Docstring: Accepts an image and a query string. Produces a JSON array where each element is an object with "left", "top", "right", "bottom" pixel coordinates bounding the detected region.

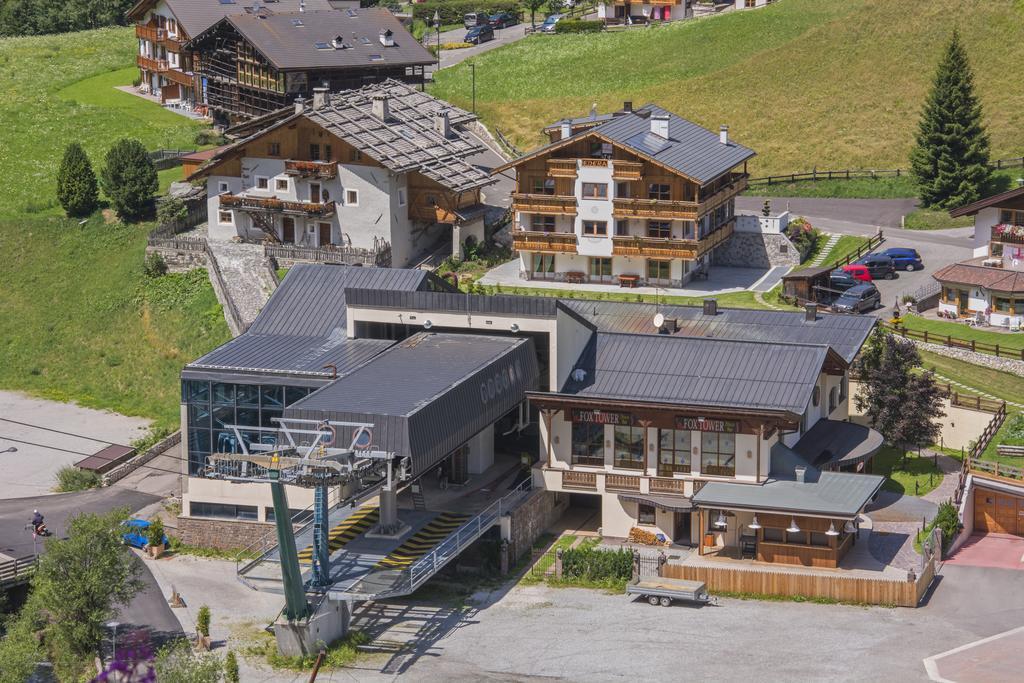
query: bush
[
  {"left": 554, "top": 20, "right": 603, "bottom": 33},
  {"left": 411, "top": 0, "right": 518, "bottom": 25},
  {"left": 196, "top": 605, "right": 211, "bottom": 638},
  {"left": 932, "top": 500, "right": 960, "bottom": 551},
  {"left": 55, "top": 465, "right": 101, "bottom": 492},
  {"left": 224, "top": 651, "right": 240, "bottom": 683},
  {"left": 1003, "top": 412, "right": 1024, "bottom": 443},
  {"left": 561, "top": 546, "right": 633, "bottom": 582},
  {"left": 786, "top": 217, "right": 822, "bottom": 261},
  {"left": 146, "top": 518, "right": 165, "bottom": 547},
  {"left": 193, "top": 129, "right": 225, "bottom": 146},
  {"left": 56, "top": 142, "right": 98, "bottom": 217},
  {"left": 157, "top": 196, "right": 189, "bottom": 227},
  {"left": 100, "top": 138, "right": 158, "bottom": 221},
  {"left": 143, "top": 251, "right": 168, "bottom": 278},
  {"left": 154, "top": 641, "right": 221, "bottom": 683}
]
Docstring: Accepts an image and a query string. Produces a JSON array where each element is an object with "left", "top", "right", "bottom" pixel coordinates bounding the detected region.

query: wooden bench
[
  {"left": 565, "top": 271, "right": 585, "bottom": 284},
  {"left": 619, "top": 274, "right": 640, "bottom": 288},
  {"left": 996, "top": 444, "right": 1024, "bottom": 458}
]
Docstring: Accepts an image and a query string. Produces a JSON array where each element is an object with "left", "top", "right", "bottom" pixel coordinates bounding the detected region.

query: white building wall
[
  {"left": 575, "top": 163, "right": 614, "bottom": 257},
  {"left": 973, "top": 207, "right": 1000, "bottom": 257}
]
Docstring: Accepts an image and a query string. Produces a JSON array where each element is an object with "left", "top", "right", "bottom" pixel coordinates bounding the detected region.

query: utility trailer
[{"left": 626, "top": 577, "right": 716, "bottom": 607}]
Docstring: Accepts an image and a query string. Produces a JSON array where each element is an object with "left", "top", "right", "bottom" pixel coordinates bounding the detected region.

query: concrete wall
[
  {"left": 506, "top": 489, "right": 569, "bottom": 561},
  {"left": 145, "top": 245, "right": 207, "bottom": 272},
  {"left": 735, "top": 212, "right": 790, "bottom": 234},
  {"left": 973, "top": 206, "right": 1000, "bottom": 257}
]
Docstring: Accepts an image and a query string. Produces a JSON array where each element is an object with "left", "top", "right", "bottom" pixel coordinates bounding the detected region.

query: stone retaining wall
[
  {"left": 913, "top": 340, "right": 1024, "bottom": 379},
  {"left": 713, "top": 232, "right": 799, "bottom": 269},
  {"left": 506, "top": 489, "right": 569, "bottom": 562},
  {"left": 176, "top": 515, "right": 276, "bottom": 553},
  {"left": 146, "top": 245, "right": 207, "bottom": 273}
]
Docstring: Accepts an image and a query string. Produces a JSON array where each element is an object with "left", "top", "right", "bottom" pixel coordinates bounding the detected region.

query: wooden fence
[
  {"left": 0, "top": 555, "right": 37, "bottom": 590},
  {"left": 825, "top": 230, "right": 884, "bottom": 270},
  {"left": 661, "top": 559, "right": 934, "bottom": 608},
  {"left": 954, "top": 402, "right": 1008, "bottom": 505},
  {"left": 882, "top": 321, "right": 1024, "bottom": 361},
  {"left": 147, "top": 234, "right": 208, "bottom": 252},
  {"left": 264, "top": 243, "right": 391, "bottom": 267},
  {"left": 971, "top": 458, "right": 1024, "bottom": 482},
  {"left": 748, "top": 157, "right": 1024, "bottom": 186}
]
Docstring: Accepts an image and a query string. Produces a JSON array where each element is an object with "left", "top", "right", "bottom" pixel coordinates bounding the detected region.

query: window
[
  {"left": 658, "top": 429, "right": 690, "bottom": 474},
  {"left": 647, "top": 259, "right": 671, "bottom": 281},
  {"left": 994, "top": 297, "right": 1013, "bottom": 313},
  {"left": 613, "top": 425, "right": 644, "bottom": 470},
  {"left": 829, "top": 386, "right": 838, "bottom": 412},
  {"left": 589, "top": 257, "right": 612, "bottom": 277},
  {"left": 218, "top": 181, "right": 229, "bottom": 194},
  {"left": 324, "top": 144, "right": 332, "bottom": 161},
  {"left": 616, "top": 182, "right": 631, "bottom": 198},
  {"left": 583, "top": 220, "right": 607, "bottom": 236},
  {"left": 647, "top": 221, "right": 671, "bottom": 238},
  {"left": 345, "top": 189, "right": 359, "bottom": 206},
  {"left": 1000, "top": 209, "right": 1024, "bottom": 226},
  {"left": 839, "top": 375, "right": 848, "bottom": 403},
  {"left": 812, "top": 386, "right": 820, "bottom": 407},
  {"left": 309, "top": 143, "right": 321, "bottom": 160},
  {"left": 275, "top": 178, "right": 288, "bottom": 191},
  {"left": 582, "top": 182, "right": 608, "bottom": 199},
  {"left": 701, "top": 432, "right": 736, "bottom": 476},
  {"left": 190, "top": 502, "right": 258, "bottom": 521},
  {"left": 763, "top": 527, "right": 784, "bottom": 542},
  {"left": 532, "top": 253, "right": 555, "bottom": 276},
  {"left": 615, "top": 219, "right": 629, "bottom": 236},
  {"left": 218, "top": 210, "right": 233, "bottom": 224},
  {"left": 350, "top": 149, "right": 362, "bottom": 162},
  {"left": 265, "top": 507, "right": 314, "bottom": 524},
  {"left": 531, "top": 177, "right": 555, "bottom": 195},
  {"left": 531, "top": 215, "right": 556, "bottom": 232},
  {"left": 588, "top": 141, "right": 612, "bottom": 158},
  {"left": 267, "top": 142, "right": 280, "bottom": 156},
  {"left": 637, "top": 503, "right": 656, "bottom": 526},
  {"left": 398, "top": 188, "right": 406, "bottom": 206},
  {"left": 256, "top": 176, "right": 269, "bottom": 190},
  {"left": 571, "top": 422, "right": 605, "bottom": 467},
  {"left": 682, "top": 221, "right": 695, "bottom": 239},
  {"left": 648, "top": 183, "right": 671, "bottom": 201}
]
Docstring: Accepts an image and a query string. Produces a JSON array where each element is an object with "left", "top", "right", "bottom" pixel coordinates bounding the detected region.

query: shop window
[
  {"left": 701, "top": 432, "right": 736, "bottom": 476},
  {"left": 638, "top": 503, "right": 656, "bottom": 526},
  {"left": 657, "top": 429, "right": 690, "bottom": 474},
  {"left": 571, "top": 422, "right": 605, "bottom": 467},
  {"left": 190, "top": 502, "right": 258, "bottom": 521},
  {"left": 613, "top": 425, "right": 644, "bottom": 469}
]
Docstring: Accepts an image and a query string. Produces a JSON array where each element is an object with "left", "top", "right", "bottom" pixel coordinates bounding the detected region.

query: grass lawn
[
  {"left": 432, "top": 0, "right": 1024, "bottom": 175},
  {"left": 896, "top": 314, "right": 1024, "bottom": 355},
  {"left": 796, "top": 234, "right": 869, "bottom": 271},
  {"left": 918, "top": 350, "right": 1024, "bottom": 407},
  {"left": 903, "top": 207, "right": 974, "bottom": 231},
  {"left": 0, "top": 28, "right": 229, "bottom": 428},
  {"left": 979, "top": 411, "right": 1024, "bottom": 464},
  {"left": 873, "top": 446, "right": 943, "bottom": 497},
  {"left": 467, "top": 282, "right": 784, "bottom": 311},
  {"left": 750, "top": 176, "right": 920, "bottom": 200}
]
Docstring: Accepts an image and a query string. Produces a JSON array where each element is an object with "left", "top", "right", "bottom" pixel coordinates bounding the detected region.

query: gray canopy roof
[{"left": 559, "top": 332, "right": 838, "bottom": 415}]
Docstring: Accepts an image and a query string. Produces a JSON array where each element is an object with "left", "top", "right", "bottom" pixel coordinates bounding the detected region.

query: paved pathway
[
  {"left": 922, "top": 451, "right": 964, "bottom": 505},
  {"left": 205, "top": 240, "right": 274, "bottom": 330},
  {"left": 810, "top": 232, "right": 840, "bottom": 266},
  {"left": 737, "top": 197, "right": 919, "bottom": 230}
]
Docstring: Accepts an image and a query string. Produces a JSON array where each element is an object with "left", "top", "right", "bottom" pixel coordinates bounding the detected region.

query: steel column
[
  {"left": 270, "top": 479, "right": 309, "bottom": 621},
  {"left": 311, "top": 485, "right": 330, "bottom": 588}
]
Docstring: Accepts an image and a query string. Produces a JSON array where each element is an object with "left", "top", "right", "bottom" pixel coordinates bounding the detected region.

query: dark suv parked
[
  {"left": 833, "top": 283, "right": 881, "bottom": 313},
  {"left": 829, "top": 270, "right": 859, "bottom": 292},
  {"left": 855, "top": 253, "right": 897, "bottom": 280},
  {"left": 880, "top": 247, "right": 924, "bottom": 272}
]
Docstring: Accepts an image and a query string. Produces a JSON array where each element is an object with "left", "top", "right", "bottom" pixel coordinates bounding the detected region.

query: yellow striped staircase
[
  {"left": 298, "top": 506, "right": 379, "bottom": 565},
  {"left": 375, "top": 512, "right": 471, "bottom": 570}
]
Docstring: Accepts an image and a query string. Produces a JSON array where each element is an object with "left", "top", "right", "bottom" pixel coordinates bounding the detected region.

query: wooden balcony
[
  {"left": 512, "top": 230, "right": 577, "bottom": 254},
  {"left": 136, "top": 24, "right": 165, "bottom": 42},
  {"left": 611, "top": 220, "right": 734, "bottom": 259},
  {"left": 649, "top": 477, "right": 687, "bottom": 495},
  {"left": 284, "top": 160, "right": 338, "bottom": 179},
  {"left": 697, "top": 174, "right": 749, "bottom": 214},
  {"left": 512, "top": 193, "right": 577, "bottom": 215},
  {"left": 605, "top": 474, "right": 641, "bottom": 492},
  {"left": 220, "top": 194, "right": 336, "bottom": 217},
  {"left": 162, "top": 67, "right": 194, "bottom": 88},
  {"left": 136, "top": 54, "right": 168, "bottom": 72},
  {"left": 611, "top": 161, "right": 643, "bottom": 181},
  {"left": 547, "top": 159, "right": 578, "bottom": 178},
  {"left": 612, "top": 197, "right": 698, "bottom": 221},
  {"left": 562, "top": 470, "right": 597, "bottom": 490},
  {"left": 993, "top": 230, "right": 1024, "bottom": 246}
]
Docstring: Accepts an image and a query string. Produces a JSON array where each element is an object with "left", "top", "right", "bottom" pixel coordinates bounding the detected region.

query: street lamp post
[
  {"left": 469, "top": 62, "right": 476, "bottom": 114},
  {"left": 107, "top": 621, "right": 121, "bottom": 662},
  {"left": 433, "top": 10, "right": 440, "bottom": 59}
]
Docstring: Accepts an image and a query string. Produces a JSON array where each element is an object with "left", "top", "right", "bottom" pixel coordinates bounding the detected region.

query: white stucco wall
[
  {"left": 575, "top": 163, "right": 614, "bottom": 257},
  {"left": 973, "top": 206, "right": 1000, "bottom": 258}
]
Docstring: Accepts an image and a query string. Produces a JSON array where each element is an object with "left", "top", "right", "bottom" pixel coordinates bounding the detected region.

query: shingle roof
[
  {"left": 932, "top": 259, "right": 1024, "bottom": 293},
  {"left": 693, "top": 442, "right": 885, "bottom": 518},
  {"left": 187, "top": 332, "right": 393, "bottom": 377},
  {"left": 559, "top": 332, "right": 836, "bottom": 415},
  {"left": 949, "top": 185, "right": 1024, "bottom": 218},
  {"left": 224, "top": 8, "right": 434, "bottom": 71},
  {"left": 562, "top": 300, "right": 875, "bottom": 364}
]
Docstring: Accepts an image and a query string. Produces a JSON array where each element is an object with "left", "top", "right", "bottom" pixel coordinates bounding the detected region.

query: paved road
[
  {"left": 737, "top": 196, "right": 919, "bottom": 229},
  {"left": 428, "top": 21, "right": 531, "bottom": 71}
]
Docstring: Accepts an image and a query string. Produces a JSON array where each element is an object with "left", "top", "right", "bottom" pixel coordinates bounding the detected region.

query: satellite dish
[
  {"left": 653, "top": 313, "right": 665, "bottom": 329},
  {"left": 423, "top": 320, "right": 433, "bottom": 330},
  {"left": 349, "top": 426, "right": 372, "bottom": 450},
  {"left": 571, "top": 368, "right": 587, "bottom": 382}
]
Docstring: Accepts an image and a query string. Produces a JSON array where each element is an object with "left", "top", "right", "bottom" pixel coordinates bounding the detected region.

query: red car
[{"left": 842, "top": 263, "right": 873, "bottom": 282}]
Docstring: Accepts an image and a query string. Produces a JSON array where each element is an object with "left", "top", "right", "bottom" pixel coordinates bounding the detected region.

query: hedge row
[
  {"left": 561, "top": 546, "right": 633, "bottom": 581},
  {"left": 554, "top": 19, "right": 603, "bottom": 33},
  {"left": 411, "top": 0, "right": 520, "bottom": 25}
]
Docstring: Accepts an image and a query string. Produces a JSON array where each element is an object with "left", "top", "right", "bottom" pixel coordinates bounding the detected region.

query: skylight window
[
  {"left": 314, "top": 41, "right": 330, "bottom": 49},
  {"left": 359, "top": 36, "right": 370, "bottom": 45},
  {"left": 346, "top": 9, "right": 357, "bottom": 17},
  {"left": 218, "top": 0, "right": 236, "bottom": 4},
  {"left": 368, "top": 54, "right": 383, "bottom": 61},
  {"left": 291, "top": 19, "right": 304, "bottom": 26}
]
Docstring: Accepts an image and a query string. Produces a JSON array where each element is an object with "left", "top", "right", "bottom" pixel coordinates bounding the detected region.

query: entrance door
[
  {"left": 974, "top": 489, "right": 1024, "bottom": 535},
  {"left": 450, "top": 446, "right": 469, "bottom": 486},
  {"left": 957, "top": 290, "right": 968, "bottom": 315},
  {"left": 310, "top": 183, "right": 321, "bottom": 204},
  {"left": 282, "top": 217, "right": 295, "bottom": 243},
  {"left": 674, "top": 512, "right": 692, "bottom": 545},
  {"left": 318, "top": 222, "right": 332, "bottom": 246}
]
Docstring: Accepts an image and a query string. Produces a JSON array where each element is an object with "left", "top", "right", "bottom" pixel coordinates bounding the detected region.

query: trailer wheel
[
  {"left": 659, "top": 596, "right": 672, "bottom": 607},
  {"left": 647, "top": 595, "right": 659, "bottom": 606}
]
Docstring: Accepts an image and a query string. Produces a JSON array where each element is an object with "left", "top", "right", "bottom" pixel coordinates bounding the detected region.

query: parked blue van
[{"left": 880, "top": 247, "right": 924, "bottom": 272}]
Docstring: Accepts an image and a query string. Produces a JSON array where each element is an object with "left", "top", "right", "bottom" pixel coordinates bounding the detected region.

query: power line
[
  {"left": 0, "top": 417, "right": 119, "bottom": 444},
  {"left": 0, "top": 435, "right": 188, "bottom": 479}
]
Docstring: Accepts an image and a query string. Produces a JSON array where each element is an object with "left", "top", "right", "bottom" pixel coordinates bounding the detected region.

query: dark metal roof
[
  {"left": 949, "top": 185, "right": 1024, "bottom": 218},
  {"left": 618, "top": 493, "right": 693, "bottom": 512},
  {"left": 76, "top": 444, "right": 136, "bottom": 474},
  {"left": 224, "top": 8, "right": 434, "bottom": 71},
  {"left": 793, "top": 419, "right": 884, "bottom": 469},
  {"left": 694, "top": 443, "right": 885, "bottom": 518},
  {"left": 344, "top": 288, "right": 562, "bottom": 318},
  {"left": 562, "top": 300, "right": 875, "bottom": 364},
  {"left": 559, "top": 332, "right": 834, "bottom": 415},
  {"left": 128, "top": 0, "right": 332, "bottom": 40},
  {"left": 187, "top": 333, "right": 393, "bottom": 377},
  {"left": 285, "top": 333, "right": 539, "bottom": 476}
]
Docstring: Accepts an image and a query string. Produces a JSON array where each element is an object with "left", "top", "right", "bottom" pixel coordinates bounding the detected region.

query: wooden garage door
[{"left": 974, "top": 488, "right": 1024, "bottom": 536}]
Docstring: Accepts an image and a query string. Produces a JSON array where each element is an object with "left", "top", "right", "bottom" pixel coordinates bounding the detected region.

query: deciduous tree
[{"left": 910, "top": 30, "right": 992, "bottom": 209}]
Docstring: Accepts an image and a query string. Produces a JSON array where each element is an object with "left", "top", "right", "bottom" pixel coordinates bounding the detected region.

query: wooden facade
[{"left": 973, "top": 485, "right": 1024, "bottom": 536}]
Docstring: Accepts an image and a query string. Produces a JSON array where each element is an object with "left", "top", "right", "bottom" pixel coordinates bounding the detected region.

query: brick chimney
[
  {"left": 559, "top": 119, "right": 571, "bottom": 140},
  {"left": 294, "top": 96, "right": 306, "bottom": 115},
  {"left": 805, "top": 303, "right": 818, "bottom": 322},
  {"left": 651, "top": 114, "right": 669, "bottom": 139},
  {"left": 434, "top": 109, "right": 451, "bottom": 139},
  {"left": 371, "top": 93, "right": 390, "bottom": 121}
]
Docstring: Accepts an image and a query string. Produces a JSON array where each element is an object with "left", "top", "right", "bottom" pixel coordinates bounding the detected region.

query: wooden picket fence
[
  {"left": 882, "top": 321, "right": 1024, "bottom": 361},
  {"left": 748, "top": 157, "right": 1024, "bottom": 186},
  {"left": 662, "top": 560, "right": 934, "bottom": 608}
]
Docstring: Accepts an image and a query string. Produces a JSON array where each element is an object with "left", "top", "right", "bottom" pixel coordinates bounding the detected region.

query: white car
[{"left": 540, "top": 13, "right": 564, "bottom": 32}]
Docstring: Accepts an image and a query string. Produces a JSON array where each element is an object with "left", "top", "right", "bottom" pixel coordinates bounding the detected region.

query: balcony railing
[
  {"left": 613, "top": 458, "right": 644, "bottom": 471},
  {"left": 703, "top": 465, "right": 736, "bottom": 478},
  {"left": 697, "top": 174, "right": 749, "bottom": 214},
  {"left": 649, "top": 477, "right": 687, "bottom": 495},
  {"left": 547, "top": 159, "right": 578, "bottom": 178},
  {"left": 512, "top": 193, "right": 577, "bottom": 215},
  {"left": 612, "top": 197, "right": 698, "bottom": 220},
  {"left": 284, "top": 160, "right": 338, "bottom": 179},
  {"left": 512, "top": 230, "right": 578, "bottom": 254},
  {"left": 992, "top": 227, "right": 1024, "bottom": 245},
  {"left": 162, "top": 67, "right": 194, "bottom": 88},
  {"left": 137, "top": 54, "right": 168, "bottom": 72},
  {"left": 605, "top": 474, "right": 641, "bottom": 492},
  {"left": 570, "top": 455, "right": 605, "bottom": 468},
  {"left": 611, "top": 161, "right": 643, "bottom": 181},
  {"left": 656, "top": 463, "right": 691, "bottom": 477},
  {"left": 220, "top": 194, "right": 336, "bottom": 217},
  {"left": 136, "top": 25, "right": 165, "bottom": 42},
  {"left": 562, "top": 470, "right": 597, "bottom": 490}
]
